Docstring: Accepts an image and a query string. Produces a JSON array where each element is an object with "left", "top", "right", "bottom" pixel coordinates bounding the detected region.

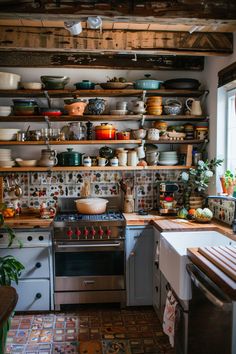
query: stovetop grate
[{"left": 54, "top": 211, "right": 124, "bottom": 222}]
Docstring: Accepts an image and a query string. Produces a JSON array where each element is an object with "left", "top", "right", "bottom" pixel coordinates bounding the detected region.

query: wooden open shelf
[
  {"left": 0, "top": 165, "right": 192, "bottom": 173},
  {"left": 0, "top": 139, "right": 142, "bottom": 145},
  {"left": 0, "top": 89, "right": 207, "bottom": 98},
  {"left": 0, "top": 139, "right": 206, "bottom": 145},
  {"left": 0, "top": 114, "right": 208, "bottom": 122}
]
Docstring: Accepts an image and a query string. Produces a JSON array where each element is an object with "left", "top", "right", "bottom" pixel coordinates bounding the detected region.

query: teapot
[
  {"left": 185, "top": 98, "right": 202, "bottom": 116},
  {"left": 38, "top": 149, "right": 58, "bottom": 167},
  {"left": 132, "top": 100, "right": 146, "bottom": 114}
]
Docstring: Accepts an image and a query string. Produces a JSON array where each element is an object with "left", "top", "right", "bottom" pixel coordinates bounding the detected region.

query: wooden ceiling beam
[{"left": 0, "top": 26, "right": 232, "bottom": 56}]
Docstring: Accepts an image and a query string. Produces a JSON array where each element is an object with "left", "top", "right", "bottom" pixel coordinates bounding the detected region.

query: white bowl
[
  {"left": 0, "top": 72, "right": 21, "bottom": 89},
  {"left": 0, "top": 160, "right": 14, "bottom": 167},
  {"left": 110, "top": 109, "right": 128, "bottom": 115},
  {"left": 15, "top": 159, "right": 38, "bottom": 167},
  {"left": 159, "top": 160, "right": 178, "bottom": 165},
  {"left": 0, "top": 129, "right": 20, "bottom": 141},
  {"left": 20, "top": 82, "right": 42, "bottom": 90},
  {"left": 0, "top": 106, "right": 12, "bottom": 116}
]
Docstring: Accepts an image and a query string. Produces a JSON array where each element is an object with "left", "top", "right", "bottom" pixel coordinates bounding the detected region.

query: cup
[
  {"left": 110, "top": 157, "right": 119, "bottom": 167},
  {"left": 64, "top": 21, "right": 82, "bottom": 35},
  {"left": 116, "top": 101, "right": 128, "bottom": 110},
  {"left": 98, "top": 157, "right": 109, "bottom": 167}
]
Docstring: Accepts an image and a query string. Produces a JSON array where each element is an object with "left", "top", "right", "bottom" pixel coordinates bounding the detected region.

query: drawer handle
[
  {"left": 35, "top": 293, "right": 42, "bottom": 299},
  {"left": 155, "top": 286, "right": 159, "bottom": 292},
  {"left": 130, "top": 252, "right": 135, "bottom": 257},
  {"left": 83, "top": 280, "right": 95, "bottom": 285},
  {"left": 154, "top": 261, "right": 159, "bottom": 269},
  {"left": 35, "top": 262, "right": 42, "bottom": 268}
]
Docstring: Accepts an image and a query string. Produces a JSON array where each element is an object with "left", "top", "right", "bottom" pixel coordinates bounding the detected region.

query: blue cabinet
[{"left": 126, "top": 226, "right": 154, "bottom": 306}]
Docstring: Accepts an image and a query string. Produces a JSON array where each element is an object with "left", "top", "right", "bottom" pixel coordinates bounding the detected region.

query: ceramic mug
[
  {"left": 110, "top": 157, "right": 119, "bottom": 167},
  {"left": 98, "top": 157, "right": 109, "bottom": 167},
  {"left": 116, "top": 101, "right": 128, "bottom": 110},
  {"left": 83, "top": 156, "right": 92, "bottom": 167},
  {"left": 135, "top": 145, "right": 145, "bottom": 159}
]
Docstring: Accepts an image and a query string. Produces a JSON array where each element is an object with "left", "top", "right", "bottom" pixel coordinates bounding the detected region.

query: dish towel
[{"left": 162, "top": 290, "right": 178, "bottom": 347}]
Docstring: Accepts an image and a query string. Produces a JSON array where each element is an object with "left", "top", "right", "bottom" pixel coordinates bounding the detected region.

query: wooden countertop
[
  {"left": 2, "top": 214, "right": 53, "bottom": 229},
  {"left": 123, "top": 212, "right": 166, "bottom": 226}
]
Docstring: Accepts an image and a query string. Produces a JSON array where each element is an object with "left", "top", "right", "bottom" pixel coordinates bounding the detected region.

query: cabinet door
[
  {"left": 159, "top": 272, "right": 169, "bottom": 322},
  {"left": 126, "top": 226, "right": 154, "bottom": 306},
  {"left": 14, "top": 279, "right": 50, "bottom": 311},
  {"left": 0, "top": 247, "right": 50, "bottom": 278},
  {"left": 153, "top": 228, "right": 161, "bottom": 313}
]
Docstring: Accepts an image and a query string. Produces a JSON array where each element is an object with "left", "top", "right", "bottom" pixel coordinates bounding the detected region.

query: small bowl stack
[
  {"left": 0, "top": 128, "right": 20, "bottom": 141},
  {"left": 159, "top": 151, "right": 178, "bottom": 165},
  {"left": 146, "top": 96, "right": 162, "bottom": 115},
  {"left": 184, "top": 124, "right": 195, "bottom": 140},
  {"left": 13, "top": 99, "right": 39, "bottom": 116},
  {"left": 0, "top": 106, "right": 12, "bottom": 116},
  {"left": 0, "top": 148, "right": 14, "bottom": 167}
]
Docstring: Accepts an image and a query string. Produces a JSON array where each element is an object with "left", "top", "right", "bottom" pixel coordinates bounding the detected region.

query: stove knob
[
  {"left": 98, "top": 226, "right": 104, "bottom": 239},
  {"left": 90, "top": 227, "right": 96, "bottom": 239},
  {"left": 84, "top": 227, "right": 89, "bottom": 239},
  {"left": 106, "top": 227, "right": 112, "bottom": 238},
  {"left": 75, "top": 228, "right": 81, "bottom": 239},
  {"left": 66, "top": 227, "right": 73, "bottom": 239}
]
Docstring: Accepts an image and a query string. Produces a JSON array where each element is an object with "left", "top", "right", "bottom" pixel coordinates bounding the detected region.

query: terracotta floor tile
[{"left": 7, "top": 306, "right": 172, "bottom": 354}]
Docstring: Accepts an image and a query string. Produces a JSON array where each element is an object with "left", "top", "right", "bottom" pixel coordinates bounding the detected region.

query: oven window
[{"left": 55, "top": 251, "right": 124, "bottom": 276}]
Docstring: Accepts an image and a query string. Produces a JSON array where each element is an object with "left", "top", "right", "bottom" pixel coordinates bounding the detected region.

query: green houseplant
[
  {"left": 0, "top": 209, "right": 24, "bottom": 354},
  {"left": 181, "top": 158, "right": 223, "bottom": 209}
]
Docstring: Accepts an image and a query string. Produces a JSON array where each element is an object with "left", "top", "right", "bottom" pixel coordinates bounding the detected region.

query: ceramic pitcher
[
  {"left": 127, "top": 150, "right": 138, "bottom": 166},
  {"left": 38, "top": 149, "right": 58, "bottom": 167},
  {"left": 132, "top": 100, "right": 146, "bottom": 114},
  {"left": 185, "top": 98, "right": 202, "bottom": 115}
]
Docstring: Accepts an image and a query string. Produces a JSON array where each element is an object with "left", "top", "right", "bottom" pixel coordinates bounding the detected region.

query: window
[{"left": 226, "top": 89, "right": 236, "bottom": 172}]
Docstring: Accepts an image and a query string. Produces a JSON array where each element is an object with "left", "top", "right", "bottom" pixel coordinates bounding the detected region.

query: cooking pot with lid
[
  {"left": 95, "top": 123, "right": 116, "bottom": 140},
  {"left": 57, "top": 148, "right": 84, "bottom": 166},
  {"left": 134, "top": 74, "right": 163, "bottom": 90}
]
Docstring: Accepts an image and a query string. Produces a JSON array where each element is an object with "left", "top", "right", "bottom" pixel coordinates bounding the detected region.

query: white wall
[{"left": 205, "top": 33, "right": 236, "bottom": 193}]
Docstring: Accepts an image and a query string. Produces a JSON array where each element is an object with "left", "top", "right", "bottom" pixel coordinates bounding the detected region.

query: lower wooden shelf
[{"left": 0, "top": 165, "right": 192, "bottom": 172}]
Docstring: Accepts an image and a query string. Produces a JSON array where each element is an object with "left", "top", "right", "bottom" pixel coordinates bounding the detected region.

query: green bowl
[{"left": 41, "top": 76, "right": 70, "bottom": 90}]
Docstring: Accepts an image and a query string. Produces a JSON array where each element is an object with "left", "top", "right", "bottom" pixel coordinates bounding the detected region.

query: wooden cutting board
[
  {"left": 198, "top": 245, "right": 236, "bottom": 281},
  {"left": 188, "top": 246, "right": 236, "bottom": 300}
]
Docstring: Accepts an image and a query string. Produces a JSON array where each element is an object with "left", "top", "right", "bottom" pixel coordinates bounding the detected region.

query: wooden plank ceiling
[{"left": 0, "top": 0, "right": 235, "bottom": 63}]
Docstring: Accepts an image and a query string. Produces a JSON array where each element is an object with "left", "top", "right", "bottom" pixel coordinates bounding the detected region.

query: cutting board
[
  {"left": 188, "top": 246, "right": 236, "bottom": 300},
  {"left": 198, "top": 245, "right": 236, "bottom": 281}
]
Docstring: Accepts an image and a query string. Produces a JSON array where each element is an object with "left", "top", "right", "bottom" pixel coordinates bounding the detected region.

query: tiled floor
[{"left": 6, "top": 306, "right": 174, "bottom": 354}]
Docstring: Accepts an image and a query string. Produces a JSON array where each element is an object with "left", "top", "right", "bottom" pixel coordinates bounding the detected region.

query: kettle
[{"left": 185, "top": 98, "right": 202, "bottom": 116}]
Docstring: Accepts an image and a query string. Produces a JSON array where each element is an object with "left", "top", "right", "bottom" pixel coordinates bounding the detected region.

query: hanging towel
[{"left": 162, "top": 290, "right": 178, "bottom": 347}]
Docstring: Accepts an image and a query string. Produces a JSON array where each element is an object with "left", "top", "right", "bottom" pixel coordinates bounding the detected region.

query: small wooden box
[{"left": 179, "top": 144, "right": 193, "bottom": 166}]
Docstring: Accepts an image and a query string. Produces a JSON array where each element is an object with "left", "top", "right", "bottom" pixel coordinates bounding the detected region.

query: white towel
[{"left": 162, "top": 290, "right": 178, "bottom": 347}]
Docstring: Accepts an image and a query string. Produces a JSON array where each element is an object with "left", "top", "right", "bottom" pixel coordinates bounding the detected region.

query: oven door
[{"left": 54, "top": 240, "right": 125, "bottom": 291}]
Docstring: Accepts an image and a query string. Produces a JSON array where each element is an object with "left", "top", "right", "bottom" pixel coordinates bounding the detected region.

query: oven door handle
[{"left": 55, "top": 242, "right": 121, "bottom": 248}]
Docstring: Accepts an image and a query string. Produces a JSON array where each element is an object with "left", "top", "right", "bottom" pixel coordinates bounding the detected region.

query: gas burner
[{"left": 54, "top": 211, "right": 124, "bottom": 222}]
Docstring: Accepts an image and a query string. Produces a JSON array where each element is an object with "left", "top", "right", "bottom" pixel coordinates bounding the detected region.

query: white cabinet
[
  {"left": 153, "top": 227, "right": 161, "bottom": 314},
  {"left": 0, "top": 229, "right": 53, "bottom": 311},
  {"left": 126, "top": 226, "right": 154, "bottom": 306}
]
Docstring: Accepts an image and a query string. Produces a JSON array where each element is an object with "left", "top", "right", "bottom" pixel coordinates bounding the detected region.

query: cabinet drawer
[
  {"left": 0, "top": 247, "right": 50, "bottom": 278},
  {"left": 153, "top": 275, "right": 161, "bottom": 309},
  {"left": 14, "top": 279, "right": 50, "bottom": 311}
]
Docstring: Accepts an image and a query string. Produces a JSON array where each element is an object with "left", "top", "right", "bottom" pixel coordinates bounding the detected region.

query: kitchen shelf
[
  {"left": 0, "top": 139, "right": 142, "bottom": 145},
  {"left": 145, "top": 139, "right": 206, "bottom": 144},
  {"left": 0, "top": 165, "right": 192, "bottom": 173},
  {"left": 0, "top": 114, "right": 209, "bottom": 122},
  {"left": 0, "top": 89, "right": 207, "bottom": 98}
]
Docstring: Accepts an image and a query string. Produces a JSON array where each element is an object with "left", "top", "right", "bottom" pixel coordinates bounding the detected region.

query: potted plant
[
  {"left": 180, "top": 158, "right": 223, "bottom": 210},
  {"left": 0, "top": 208, "right": 24, "bottom": 353}
]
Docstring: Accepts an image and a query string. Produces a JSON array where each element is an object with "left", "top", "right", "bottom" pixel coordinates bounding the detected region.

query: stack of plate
[
  {"left": 0, "top": 149, "right": 14, "bottom": 167},
  {"left": 159, "top": 151, "right": 178, "bottom": 165}
]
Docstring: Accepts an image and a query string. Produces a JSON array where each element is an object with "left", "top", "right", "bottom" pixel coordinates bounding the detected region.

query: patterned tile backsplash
[{"left": 2, "top": 169, "right": 185, "bottom": 212}]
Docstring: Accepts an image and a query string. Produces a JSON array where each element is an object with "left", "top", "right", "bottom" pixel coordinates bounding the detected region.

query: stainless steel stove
[{"left": 53, "top": 210, "right": 126, "bottom": 309}]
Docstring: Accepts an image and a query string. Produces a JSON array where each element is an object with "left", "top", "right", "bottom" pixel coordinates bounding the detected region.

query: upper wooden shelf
[
  {"left": 0, "top": 114, "right": 208, "bottom": 122},
  {"left": 0, "top": 89, "right": 207, "bottom": 98},
  {"left": 0, "top": 139, "right": 206, "bottom": 145},
  {"left": 0, "top": 165, "right": 192, "bottom": 173}
]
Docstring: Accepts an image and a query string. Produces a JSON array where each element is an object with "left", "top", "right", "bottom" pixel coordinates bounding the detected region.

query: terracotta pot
[{"left": 116, "top": 131, "right": 130, "bottom": 140}]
